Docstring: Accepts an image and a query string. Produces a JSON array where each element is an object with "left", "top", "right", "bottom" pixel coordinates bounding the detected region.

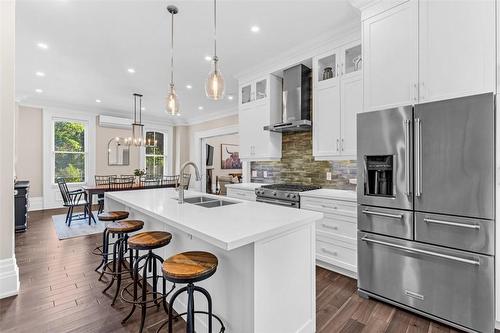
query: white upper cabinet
[
  {"left": 362, "top": 0, "right": 495, "bottom": 110},
  {"left": 238, "top": 75, "right": 282, "bottom": 161},
  {"left": 362, "top": 0, "right": 418, "bottom": 111},
  {"left": 313, "top": 41, "right": 363, "bottom": 160},
  {"left": 419, "top": 0, "right": 495, "bottom": 102}
]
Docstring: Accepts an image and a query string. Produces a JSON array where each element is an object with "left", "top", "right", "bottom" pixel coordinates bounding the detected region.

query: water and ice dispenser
[{"left": 364, "top": 156, "right": 394, "bottom": 197}]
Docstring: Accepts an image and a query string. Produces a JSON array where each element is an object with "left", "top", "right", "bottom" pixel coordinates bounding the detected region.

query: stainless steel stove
[{"left": 255, "top": 184, "right": 321, "bottom": 208}]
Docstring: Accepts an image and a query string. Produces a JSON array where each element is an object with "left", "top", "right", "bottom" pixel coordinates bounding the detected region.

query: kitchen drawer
[
  {"left": 227, "top": 188, "right": 256, "bottom": 201},
  {"left": 301, "top": 197, "right": 356, "bottom": 217},
  {"left": 415, "top": 212, "right": 493, "bottom": 255},
  {"left": 316, "top": 232, "right": 357, "bottom": 272},
  {"left": 358, "top": 232, "right": 494, "bottom": 333},
  {"left": 358, "top": 206, "right": 413, "bottom": 240},
  {"left": 317, "top": 213, "right": 357, "bottom": 239}
]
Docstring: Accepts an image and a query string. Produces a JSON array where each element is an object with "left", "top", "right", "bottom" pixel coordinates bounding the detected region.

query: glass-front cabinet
[
  {"left": 239, "top": 77, "right": 269, "bottom": 107},
  {"left": 344, "top": 44, "right": 362, "bottom": 75}
]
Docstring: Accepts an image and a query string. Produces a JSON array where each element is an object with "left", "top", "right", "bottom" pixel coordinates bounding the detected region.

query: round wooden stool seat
[
  {"left": 107, "top": 220, "right": 144, "bottom": 234},
  {"left": 98, "top": 211, "right": 129, "bottom": 221},
  {"left": 127, "top": 231, "right": 172, "bottom": 250},
  {"left": 162, "top": 251, "right": 218, "bottom": 283}
]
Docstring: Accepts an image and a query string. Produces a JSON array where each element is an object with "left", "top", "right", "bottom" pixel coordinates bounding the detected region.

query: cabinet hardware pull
[
  {"left": 341, "top": 138, "right": 344, "bottom": 151},
  {"left": 424, "top": 218, "right": 480, "bottom": 230},
  {"left": 336, "top": 139, "right": 339, "bottom": 152},
  {"left": 362, "top": 210, "right": 403, "bottom": 219},
  {"left": 361, "top": 236, "right": 480, "bottom": 266},
  {"left": 413, "top": 83, "right": 417, "bottom": 101},
  {"left": 321, "top": 248, "right": 338, "bottom": 256},
  {"left": 321, "top": 223, "right": 338, "bottom": 230}
]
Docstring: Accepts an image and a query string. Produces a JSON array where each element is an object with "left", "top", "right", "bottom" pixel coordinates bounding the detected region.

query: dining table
[{"left": 82, "top": 182, "right": 178, "bottom": 225}]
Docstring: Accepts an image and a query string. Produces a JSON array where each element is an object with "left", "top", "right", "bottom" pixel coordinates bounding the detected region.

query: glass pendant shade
[
  {"left": 166, "top": 85, "right": 180, "bottom": 115},
  {"left": 205, "top": 61, "right": 225, "bottom": 100},
  {"left": 131, "top": 123, "right": 144, "bottom": 147}
]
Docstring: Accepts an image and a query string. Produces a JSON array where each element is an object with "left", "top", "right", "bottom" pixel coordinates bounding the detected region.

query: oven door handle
[
  {"left": 361, "top": 237, "right": 480, "bottom": 266},
  {"left": 362, "top": 210, "right": 403, "bottom": 219},
  {"left": 256, "top": 197, "right": 298, "bottom": 207},
  {"left": 424, "top": 218, "right": 480, "bottom": 230}
]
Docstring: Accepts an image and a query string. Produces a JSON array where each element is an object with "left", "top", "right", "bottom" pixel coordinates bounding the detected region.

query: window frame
[
  {"left": 51, "top": 117, "right": 89, "bottom": 185},
  {"left": 144, "top": 130, "right": 168, "bottom": 177}
]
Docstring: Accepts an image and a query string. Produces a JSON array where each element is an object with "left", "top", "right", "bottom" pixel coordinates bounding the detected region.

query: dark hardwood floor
[{"left": 0, "top": 208, "right": 466, "bottom": 332}]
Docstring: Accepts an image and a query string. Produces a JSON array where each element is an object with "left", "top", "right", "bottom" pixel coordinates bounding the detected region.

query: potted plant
[{"left": 133, "top": 169, "right": 146, "bottom": 184}]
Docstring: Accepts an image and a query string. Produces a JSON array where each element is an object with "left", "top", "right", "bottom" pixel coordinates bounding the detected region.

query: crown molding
[
  {"left": 16, "top": 96, "right": 177, "bottom": 126},
  {"left": 184, "top": 107, "right": 238, "bottom": 126},
  {"left": 234, "top": 21, "right": 361, "bottom": 82}
]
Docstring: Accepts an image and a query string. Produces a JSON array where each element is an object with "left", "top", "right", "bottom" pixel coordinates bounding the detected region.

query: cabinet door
[
  {"left": 340, "top": 72, "right": 362, "bottom": 157},
  {"left": 240, "top": 82, "right": 253, "bottom": 107},
  {"left": 251, "top": 103, "right": 271, "bottom": 158},
  {"left": 313, "top": 83, "right": 341, "bottom": 158},
  {"left": 362, "top": 0, "right": 418, "bottom": 111},
  {"left": 419, "top": 0, "right": 495, "bottom": 102},
  {"left": 239, "top": 108, "right": 254, "bottom": 159}
]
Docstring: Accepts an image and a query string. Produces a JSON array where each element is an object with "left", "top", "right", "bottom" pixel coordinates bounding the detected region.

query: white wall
[{"left": 0, "top": 0, "right": 19, "bottom": 299}]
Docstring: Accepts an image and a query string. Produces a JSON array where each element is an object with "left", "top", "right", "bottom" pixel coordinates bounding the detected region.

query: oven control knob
[
  {"left": 272, "top": 191, "right": 277, "bottom": 196},
  {"left": 290, "top": 194, "right": 296, "bottom": 199}
]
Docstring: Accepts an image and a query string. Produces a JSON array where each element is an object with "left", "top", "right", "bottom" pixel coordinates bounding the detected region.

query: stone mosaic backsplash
[{"left": 250, "top": 131, "right": 357, "bottom": 190}]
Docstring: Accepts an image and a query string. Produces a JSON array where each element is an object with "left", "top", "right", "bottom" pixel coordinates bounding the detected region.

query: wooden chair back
[
  {"left": 110, "top": 176, "right": 134, "bottom": 190},
  {"left": 95, "top": 175, "right": 115, "bottom": 187},
  {"left": 163, "top": 175, "right": 179, "bottom": 187}
]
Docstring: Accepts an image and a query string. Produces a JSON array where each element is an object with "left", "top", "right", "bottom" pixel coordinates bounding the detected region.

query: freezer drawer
[
  {"left": 358, "top": 232, "right": 494, "bottom": 333},
  {"left": 358, "top": 206, "right": 413, "bottom": 240},
  {"left": 415, "top": 212, "right": 494, "bottom": 255}
]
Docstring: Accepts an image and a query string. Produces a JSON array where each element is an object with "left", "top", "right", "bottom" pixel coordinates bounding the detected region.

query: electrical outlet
[
  {"left": 326, "top": 172, "right": 332, "bottom": 181},
  {"left": 252, "top": 170, "right": 257, "bottom": 177},
  {"left": 263, "top": 171, "right": 268, "bottom": 178}
]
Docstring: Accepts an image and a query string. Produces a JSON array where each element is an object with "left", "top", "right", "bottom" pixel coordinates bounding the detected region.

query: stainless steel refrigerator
[{"left": 356, "top": 93, "right": 495, "bottom": 333}]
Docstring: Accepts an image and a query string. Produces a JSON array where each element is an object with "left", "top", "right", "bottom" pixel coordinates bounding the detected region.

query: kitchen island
[{"left": 106, "top": 188, "right": 323, "bottom": 333}]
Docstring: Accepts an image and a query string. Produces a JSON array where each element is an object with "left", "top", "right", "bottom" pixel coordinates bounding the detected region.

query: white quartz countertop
[
  {"left": 106, "top": 188, "right": 322, "bottom": 251},
  {"left": 300, "top": 188, "right": 357, "bottom": 202},
  {"left": 225, "top": 182, "right": 264, "bottom": 190}
]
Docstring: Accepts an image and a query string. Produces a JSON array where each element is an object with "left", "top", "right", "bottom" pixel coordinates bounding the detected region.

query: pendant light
[
  {"left": 205, "top": 0, "right": 225, "bottom": 100},
  {"left": 131, "top": 93, "right": 144, "bottom": 147},
  {"left": 166, "top": 5, "right": 180, "bottom": 116}
]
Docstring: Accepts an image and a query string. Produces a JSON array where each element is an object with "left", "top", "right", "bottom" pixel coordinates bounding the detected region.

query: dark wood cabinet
[{"left": 14, "top": 180, "right": 29, "bottom": 232}]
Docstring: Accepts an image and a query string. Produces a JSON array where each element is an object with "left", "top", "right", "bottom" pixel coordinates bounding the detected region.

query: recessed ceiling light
[
  {"left": 95, "top": 99, "right": 102, "bottom": 103},
  {"left": 227, "top": 95, "right": 234, "bottom": 100},
  {"left": 127, "top": 68, "right": 136, "bottom": 73},
  {"left": 37, "top": 42, "right": 48, "bottom": 49},
  {"left": 35, "top": 71, "right": 45, "bottom": 77},
  {"left": 35, "top": 89, "right": 43, "bottom": 93},
  {"left": 250, "top": 25, "right": 260, "bottom": 33},
  {"left": 198, "top": 106, "right": 204, "bottom": 110},
  {"left": 186, "top": 84, "right": 192, "bottom": 89},
  {"left": 204, "top": 56, "right": 212, "bottom": 61},
  {"left": 141, "top": 107, "right": 146, "bottom": 111}
]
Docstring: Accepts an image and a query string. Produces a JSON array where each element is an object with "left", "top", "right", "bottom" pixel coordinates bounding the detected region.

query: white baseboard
[
  {"left": 316, "top": 260, "right": 357, "bottom": 280},
  {"left": 0, "top": 257, "right": 19, "bottom": 299},
  {"left": 28, "top": 196, "right": 43, "bottom": 211}
]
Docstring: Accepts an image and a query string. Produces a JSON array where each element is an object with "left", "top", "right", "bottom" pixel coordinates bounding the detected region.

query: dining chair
[
  {"left": 162, "top": 175, "right": 180, "bottom": 187},
  {"left": 110, "top": 176, "right": 135, "bottom": 190},
  {"left": 56, "top": 178, "right": 96, "bottom": 226},
  {"left": 95, "top": 175, "right": 116, "bottom": 213},
  {"left": 139, "top": 175, "right": 161, "bottom": 187}
]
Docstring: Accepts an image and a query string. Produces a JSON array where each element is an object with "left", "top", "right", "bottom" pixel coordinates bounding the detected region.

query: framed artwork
[{"left": 221, "top": 144, "right": 242, "bottom": 169}]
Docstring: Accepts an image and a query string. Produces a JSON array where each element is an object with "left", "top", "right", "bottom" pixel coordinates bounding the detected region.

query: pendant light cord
[
  {"left": 213, "top": 0, "right": 217, "bottom": 58},
  {"left": 170, "top": 10, "right": 175, "bottom": 86}
]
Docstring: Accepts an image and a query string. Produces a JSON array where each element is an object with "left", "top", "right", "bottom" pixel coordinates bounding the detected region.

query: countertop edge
[{"left": 300, "top": 189, "right": 357, "bottom": 202}]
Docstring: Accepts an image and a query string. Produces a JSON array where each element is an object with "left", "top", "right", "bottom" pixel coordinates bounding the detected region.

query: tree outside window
[
  {"left": 54, "top": 120, "right": 86, "bottom": 183},
  {"left": 145, "top": 131, "right": 166, "bottom": 177}
]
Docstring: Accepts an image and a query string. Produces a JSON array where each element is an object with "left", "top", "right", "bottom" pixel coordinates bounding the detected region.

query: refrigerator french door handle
[
  {"left": 415, "top": 118, "right": 422, "bottom": 197},
  {"left": 362, "top": 210, "right": 403, "bottom": 219},
  {"left": 424, "top": 218, "right": 481, "bottom": 230},
  {"left": 404, "top": 119, "right": 410, "bottom": 196},
  {"left": 361, "top": 237, "right": 480, "bottom": 266}
]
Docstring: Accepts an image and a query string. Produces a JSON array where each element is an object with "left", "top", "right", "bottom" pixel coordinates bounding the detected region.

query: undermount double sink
[{"left": 182, "top": 196, "right": 238, "bottom": 208}]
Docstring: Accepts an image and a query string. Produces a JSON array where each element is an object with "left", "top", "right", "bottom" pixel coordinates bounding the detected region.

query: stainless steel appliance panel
[
  {"left": 358, "top": 232, "right": 494, "bottom": 333},
  {"left": 357, "top": 106, "right": 413, "bottom": 210},
  {"left": 414, "top": 93, "right": 495, "bottom": 219},
  {"left": 415, "top": 212, "right": 494, "bottom": 255},
  {"left": 358, "top": 206, "right": 413, "bottom": 240}
]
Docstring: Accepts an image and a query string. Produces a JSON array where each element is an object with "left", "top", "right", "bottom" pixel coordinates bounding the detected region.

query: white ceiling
[{"left": 16, "top": 0, "right": 360, "bottom": 124}]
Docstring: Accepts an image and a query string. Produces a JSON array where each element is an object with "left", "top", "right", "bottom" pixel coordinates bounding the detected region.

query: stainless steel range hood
[{"left": 264, "top": 64, "right": 311, "bottom": 132}]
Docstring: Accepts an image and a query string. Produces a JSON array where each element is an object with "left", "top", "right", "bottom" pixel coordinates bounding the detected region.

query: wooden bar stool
[
  {"left": 121, "top": 231, "right": 173, "bottom": 333},
  {"left": 92, "top": 211, "right": 130, "bottom": 273},
  {"left": 101, "top": 220, "right": 144, "bottom": 305},
  {"left": 158, "top": 251, "right": 225, "bottom": 333}
]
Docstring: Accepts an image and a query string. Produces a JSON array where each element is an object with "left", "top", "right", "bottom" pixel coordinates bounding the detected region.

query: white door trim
[{"left": 192, "top": 125, "right": 248, "bottom": 192}]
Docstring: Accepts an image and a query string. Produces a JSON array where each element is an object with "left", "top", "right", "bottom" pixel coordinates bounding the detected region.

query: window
[
  {"left": 145, "top": 131, "right": 167, "bottom": 177},
  {"left": 53, "top": 120, "right": 87, "bottom": 183}
]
